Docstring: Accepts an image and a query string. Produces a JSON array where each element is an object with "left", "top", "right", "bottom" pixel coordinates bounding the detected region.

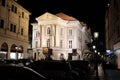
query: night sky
[{"left": 17, "top": 0, "right": 108, "bottom": 51}]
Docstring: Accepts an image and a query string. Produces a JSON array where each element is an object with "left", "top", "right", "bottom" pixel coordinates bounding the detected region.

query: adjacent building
[
  {"left": 0, "top": 0, "right": 31, "bottom": 59},
  {"left": 105, "top": 0, "right": 120, "bottom": 68},
  {"left": 31, "top": 12, "right": 92, "bottom": 60}
]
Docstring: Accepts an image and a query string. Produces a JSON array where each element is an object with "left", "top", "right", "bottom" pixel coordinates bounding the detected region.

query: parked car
[
  {"left": 0, "top": 64, "right": 48, "bottom": 80},
  {"left": 4, "top": 59, "right": 33, "bottom": 66},
  {"left": 68, "top": 60, "right": 91, "bottom": 80},
  {"left": 28, "top": 60, "right": 79, "bottom": 80}
]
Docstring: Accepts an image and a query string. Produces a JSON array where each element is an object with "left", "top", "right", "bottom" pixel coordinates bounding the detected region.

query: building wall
[
  {"left": 105, "top": 0, "right": 120, "bottom": 68},
  {"left": 0, "top": 0, "right": 31, "bottom": 59}
]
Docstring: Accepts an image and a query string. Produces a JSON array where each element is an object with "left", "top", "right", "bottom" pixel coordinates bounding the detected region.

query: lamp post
[
  {"left": 93, "top": 32, "right": 99, "bottom": 78},
  {"left": 15, "top": 46, "right": 21, "bottom": 60}
]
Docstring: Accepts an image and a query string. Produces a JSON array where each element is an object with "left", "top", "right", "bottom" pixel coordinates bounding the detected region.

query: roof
[{"left": 55, "top": 12, "right": 77, "bottom": 21}]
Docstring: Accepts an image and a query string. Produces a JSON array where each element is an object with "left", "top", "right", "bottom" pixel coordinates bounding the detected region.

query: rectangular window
[
  {"left": 21, "top": 28, "right": 23, "bottom": 35},
  {"left": 11, "top": 5, "right": 14, "bottom": 12},
  {"left": 15, "top": 6, "right": 17, "bottom": 13},
  {"left": 69, "top": 29, "right": 72, "bottom": 36},
  {"left": 22, "top": 12, "right": 24, "bottom": 18},
  {"left": 60, "top": 40, "right": 62, "bottom": 48},
  {"left": 10, "top": 24, "right": 13, "bottom": 31},
  {"left": 11, "top": 4, "right": 17, "bottom": 13},
  {"left": 1, "top": 0, "right": 5, "bottom": 6},
  {"left": 0, "top": 19, "right": 4, "bottom": 28},
  {"left": 69, "top": 40, "right": 72, "bottom": 48},
  {"left": 47, "top": 27, "right": 50, "bottom": 34},
  {"left": 13, "top": 25, "right": 16, "bottom": 32},
  {"left": 10, "top": 23, "right": 16, "bottom": 33},
  {"left": 1, "top": 0, "right": 5, "bottom": 7}
]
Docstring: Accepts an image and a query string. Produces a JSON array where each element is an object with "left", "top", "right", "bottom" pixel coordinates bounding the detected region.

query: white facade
[
  {"left": 0, "top": 0, "right": 31, "bottom": 59},
  {"left": 31, "top": 12, "right": 92, "bottom": 60}
]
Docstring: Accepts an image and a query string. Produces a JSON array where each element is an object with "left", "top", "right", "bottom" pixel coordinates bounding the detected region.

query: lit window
[
  {"left": 10, "top": 53, "right": 16, "bottom": 59},
  {"left": 18, "top": 53, "right": 23, "bottom": 59}
]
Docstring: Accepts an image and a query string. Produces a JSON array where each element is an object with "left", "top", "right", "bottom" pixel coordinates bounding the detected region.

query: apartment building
[
  {"left": 0, "top": 0, "right": 31, "bottom": 59},
  {"left": 105, "top": 0, "right": 120, "bottom": 68}
]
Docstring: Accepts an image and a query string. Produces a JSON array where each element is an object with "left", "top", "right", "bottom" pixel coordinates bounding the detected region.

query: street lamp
[
  {"left": 94, "top": 32, "right": 99, "bottom": 39},
  {"left": 15, "top": 46, "right": 21, "bottom": 60},
  {"left": 93, "top": 32, "right": 99, "bottom": 78},
  {"left": 92, "top": 45, "right": 96, "bottom": 50}
]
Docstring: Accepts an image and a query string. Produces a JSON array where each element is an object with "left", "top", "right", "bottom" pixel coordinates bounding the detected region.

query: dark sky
[{"left": 17, "top": 0, "right": 108, "bottom": 50}]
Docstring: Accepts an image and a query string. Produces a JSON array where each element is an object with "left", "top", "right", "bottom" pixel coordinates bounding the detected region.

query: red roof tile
[{"left": 56, "top": 12, "right": 77, "bottom": 21}]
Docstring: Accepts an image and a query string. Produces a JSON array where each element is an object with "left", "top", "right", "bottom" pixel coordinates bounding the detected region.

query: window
[
  {"left": 1, "top": 0, "right": 5, "bottom": 6},
  {"left": 69, "top": 29, "right": 72, "bottom": 36},
  {"left": 13, "top": 25, "right": 16, "bottom": 32},
  {"left": 69, "top": 40, "right": 72, "bottom": 48},
  {"left": 60, "top": 40, "right": 63, "bottom": 48},
  {"left": 15, "top": 6, "right": 17, "bottom": 13},
  {"left": 47, "top": 27, "right": 50, "bottom": 34},
  {"left": 22, "top": 12, "right": 24, "bottom": 18},
  {"left": 11, "top": 5, "right": 14, "bottom": 12},
  {"left": 47, "top": 39, "right": 50, "bottom": 47},
  {"left": 21, "top": 28, "right": 23, "bottom": 35},
  {"left": 0, "top": 19, "right": 4, "bottom": 28},
  {"left": 10, "top": 23, "right": 16, "bottom": 32},
  {"left": 11, "top": 4, "right": 17, "bottom": 13}
]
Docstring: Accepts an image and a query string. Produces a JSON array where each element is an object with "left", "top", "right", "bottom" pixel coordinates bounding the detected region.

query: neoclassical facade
[
  {"left": 0, "top": 0, "right": 31, "bottom": 59},
  {"left": 31, "top": 12, "right": 92, "bottom": 60}
]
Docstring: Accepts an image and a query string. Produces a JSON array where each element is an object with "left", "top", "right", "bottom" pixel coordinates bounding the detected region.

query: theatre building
[{"left": 31, "top": 12, "right": 92, "bottom": 60}]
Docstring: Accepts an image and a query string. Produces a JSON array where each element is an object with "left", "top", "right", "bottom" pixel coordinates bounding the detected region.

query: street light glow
[
  {"left": 94, "top": 32, "right": 99, "bottom": 38},
  {"left": 93, "top": 45, "right": 96, "bottom": 49}
]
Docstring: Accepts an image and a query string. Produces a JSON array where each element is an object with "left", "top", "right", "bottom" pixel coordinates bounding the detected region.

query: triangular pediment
[{"left": 36, "top": 12, "right": 60, "bottom": 21}]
